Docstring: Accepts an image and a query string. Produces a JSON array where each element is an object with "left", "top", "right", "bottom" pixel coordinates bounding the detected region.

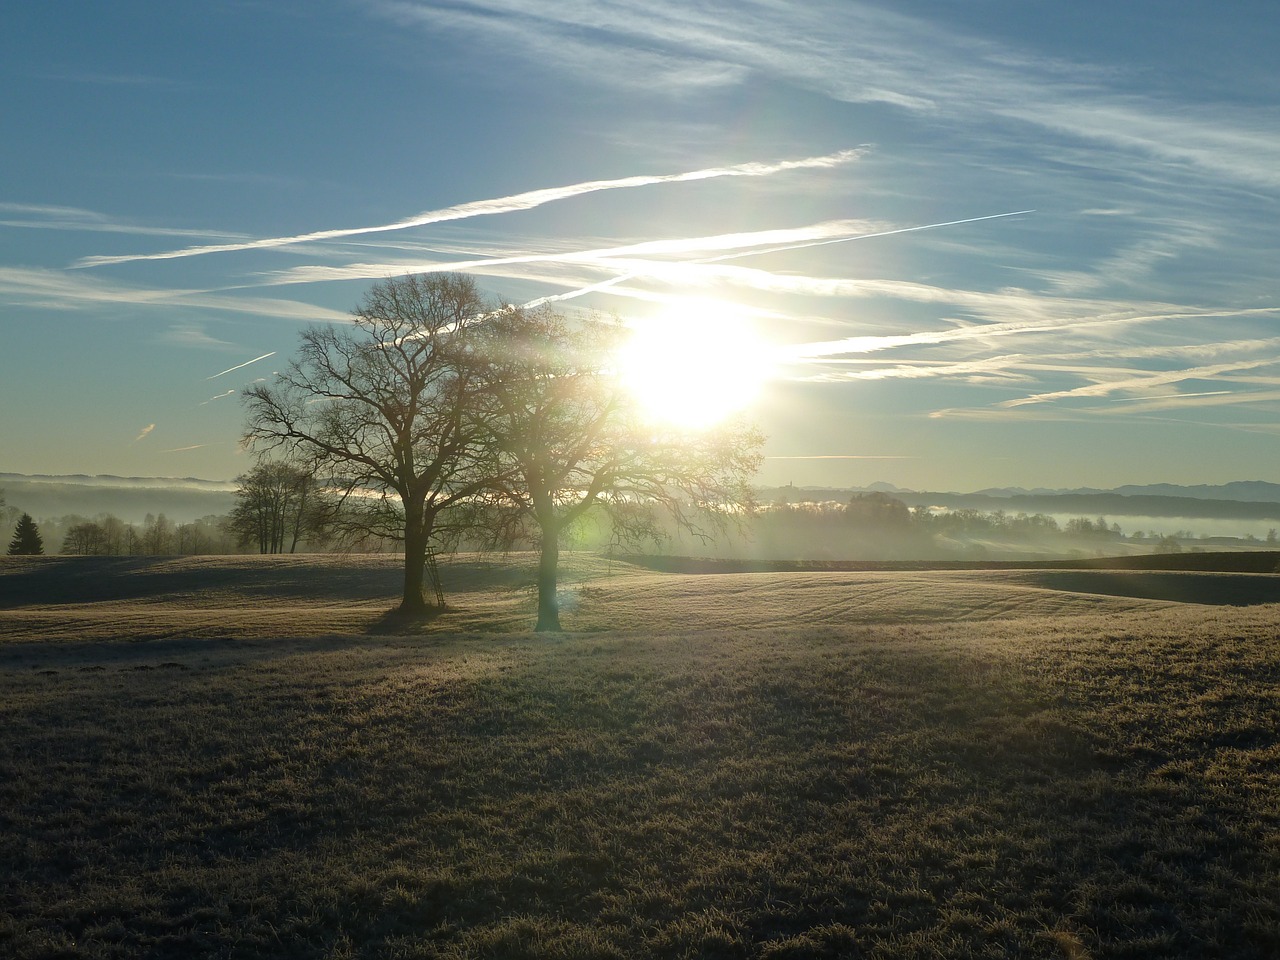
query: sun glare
[{"left": 620, "top": 302, "right": 774, "bottom": 430}]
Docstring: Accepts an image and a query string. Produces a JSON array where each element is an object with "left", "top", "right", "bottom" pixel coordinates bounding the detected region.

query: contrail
[
  {"left": 524, "top": 210, "right": 1035, "bottom": 307},
  {"left": 133, "top": 423, "right": 155, "bottom": 443},
  {"left": 207, "top": 351, "right": 275, "bottom": 380},
  {"left": 792, "top": 307, "right": 1280, "bottom": 361},
  {"left": 1109, "top": 390, "right": 1233, "bottom": 402},
  {"left": 75, "top": 149, "right": 866, "bottom": 268},
  {"left": 701, "top": 209, "right": 1036, "bottom": 262},
  {"left": 199, "top": 389, "right": 237, "bottom": 405}
]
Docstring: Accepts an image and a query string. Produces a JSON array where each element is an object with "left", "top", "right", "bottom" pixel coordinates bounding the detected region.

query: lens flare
[{"left": 620, "top": 301, "right": 773, "bottom": 429}]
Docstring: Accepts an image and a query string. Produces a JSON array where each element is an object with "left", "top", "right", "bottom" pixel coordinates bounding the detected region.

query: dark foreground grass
[{"left": 1, "top": 595, "right": 1279, "bottom": 957}]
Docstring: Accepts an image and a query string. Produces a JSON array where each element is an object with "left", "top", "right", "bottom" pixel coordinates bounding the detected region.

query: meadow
[{"left": 1, "top": 553, "right": 1278, "bottom": 958}]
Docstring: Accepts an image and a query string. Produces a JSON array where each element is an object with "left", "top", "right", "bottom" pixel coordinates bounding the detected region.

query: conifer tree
[{"left": 7, "top": 513, "right": 44, "bottom": 555}]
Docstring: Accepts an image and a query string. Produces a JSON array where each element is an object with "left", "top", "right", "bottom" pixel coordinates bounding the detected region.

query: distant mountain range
[
  {"left": 772, "top": 479, "right": 1280, "bottom": 502},
  {"left": 5, "top": 473, "right": 1280, "bottom": 526},
  {"left": 766, "top": 480, "right": 1280, "bottom": 522},
  {"left": 968, "top": 481, "right": 1280, "bottom": 502}
]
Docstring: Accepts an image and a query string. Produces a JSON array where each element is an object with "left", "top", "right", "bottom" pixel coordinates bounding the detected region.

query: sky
[{"left": 2, "top": 0, "right": 1278, "bottom": 493}]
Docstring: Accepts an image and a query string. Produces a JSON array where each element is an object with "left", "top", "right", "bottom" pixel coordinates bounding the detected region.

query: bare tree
[
  {"left": 243, "top": 273, "right": 500, "bottom": 613},
  {"left": 98, "top": 515, "right": 127, "bottom": 555},
  {"left": 61, "top": 521, "right": 106, "bottom": 555},
  {"left": 228, "top": 460, "right": 331, "bottom": 554},
  {"left": 473, "top": 305, "right": 763, "bottom": 631},
  {"left": 141, "top": 513, "right": 174, "bottom": 555}
]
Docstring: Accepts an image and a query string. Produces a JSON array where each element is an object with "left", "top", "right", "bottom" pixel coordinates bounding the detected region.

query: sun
[{"left": 619, "top": 301, "right": 774, "bottom": 430}]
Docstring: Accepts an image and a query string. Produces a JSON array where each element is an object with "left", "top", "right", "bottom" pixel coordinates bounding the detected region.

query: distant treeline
[
  {"left": 626, "top": 493, "right": 1280, "bottom": 562},
  {"left": 4, "top": 489, "right": 1278, "bottom": 560},
  {"left": 17, "top": 513, "right": 247, "bottom": 557}
]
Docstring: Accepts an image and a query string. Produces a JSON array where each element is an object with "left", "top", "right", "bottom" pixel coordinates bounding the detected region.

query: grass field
[{"left": 1, "top": 553, "right": 1278, "bottom": 958}]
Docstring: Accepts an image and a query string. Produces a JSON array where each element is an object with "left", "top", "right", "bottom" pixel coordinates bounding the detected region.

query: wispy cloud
[
  {"left": 133, "top": 424, "right": 156, "bottom": 443},
  {"left": 789, "top": 308, "right": 1280, "bottom": 361},
  {"left": 0, "top": 266, "right": 350, "bottom": 322},
  {"left": 1108, "top": 391, "right": 1233, "bottom": 403},
  {"left": 0, "top": 202, "right": 247, "bottom": 241},
  {"left": 75, "top": 149, "right": 865, "bottom": 268},
  {"left": 1000, "top": 358, "right": 1280, "bottom": 408},
  {"left": 373, "top": 1, "right": 1280, "bottom": 195},
  {"left": 1094, "top": 390, "right": 1280, "bottom": 415},
  {"left": 158, "top": 323, "right": 237, "bottom": 350}
]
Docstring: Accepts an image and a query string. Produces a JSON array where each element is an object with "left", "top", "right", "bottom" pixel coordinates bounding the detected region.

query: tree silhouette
[
  {"left": 243, "top": 273, "right": 499, "bottom": 613},
  {"left": 228, "top": 460, "right": 332, "bottom": 554},
  {"left": 7, "top": 513, "right": 44, "bottom": 555}
]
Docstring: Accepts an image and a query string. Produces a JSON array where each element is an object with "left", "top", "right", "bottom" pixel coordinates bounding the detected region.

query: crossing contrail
[
  {"left": 523, "top": 209, "right": 1035, "bottom": 307},
  {"left": 75, "top": 149, "right": 866, "bottom": 268}
]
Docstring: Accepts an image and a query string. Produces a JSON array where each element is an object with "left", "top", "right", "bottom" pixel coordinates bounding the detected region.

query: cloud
[
  {"left": 161, "top": 443, "right": 210, "bottom": 453},
  {"left": 158, "top": 323, "right": 237, "bottom": 350},
  {"left": 1096, "top": 390, "right": 1280, "bottom": 415},
  {"left": 372, "top": 1, "right": 1280, "bottom": 194},
  {"left": 1000, "top": 357, "right": 1280, "bottom": 408},
  {"left": 812, "top": 356, "right": 1038, "bottom": 384},
  {"left": 1108, "top": 391, "right": 1233, "bottom": 403},
  {"left": 0, "top": 202, "right": 247, "bottom": 241},
  {"left": 789, "top": 308, "right": 1280, "bottom": 361},
  {"left": 0, "top": 266, "right": 350, "bottom": 322},
  {"left": 75, "top": 149, "right": 865, "bottom": 268},
  {"left": 374, "top": 0, "right": 752, "bottom": 95},
  {"left": 133, "top": 424, "right": 156, "bottom": 443}
]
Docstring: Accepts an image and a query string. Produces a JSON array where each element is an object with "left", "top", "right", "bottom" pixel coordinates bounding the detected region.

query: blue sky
[{"left": 2, "top": 0, "right": 1277, "bottom": 491}]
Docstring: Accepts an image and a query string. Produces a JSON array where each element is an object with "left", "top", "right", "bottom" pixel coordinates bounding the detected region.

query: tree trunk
[
  {"left": 400, "top": 507, "right": 430, "bottom": 614},
  {"left": 535, "top": 528, "right": 561, "bottom": 632}
]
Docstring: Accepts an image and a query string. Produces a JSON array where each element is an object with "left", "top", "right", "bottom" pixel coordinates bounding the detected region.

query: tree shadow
[{"left": 365, "top": 605, "right": 449, "bottom": 635}]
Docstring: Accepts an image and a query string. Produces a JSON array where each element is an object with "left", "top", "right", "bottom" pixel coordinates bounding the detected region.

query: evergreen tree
[{"left": 7, "top": 513, "right": 44, "bottom": 555}]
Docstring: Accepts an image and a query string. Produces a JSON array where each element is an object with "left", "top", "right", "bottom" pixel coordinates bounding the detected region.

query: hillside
[
  {"left": 0, "top": 554, "right": 1277, "bottom": 958},
  {"left": 3, "top": 551, "right": 1279, "bottom": 643}
]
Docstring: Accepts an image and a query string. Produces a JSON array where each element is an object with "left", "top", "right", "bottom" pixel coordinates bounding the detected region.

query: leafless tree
[
  {"left": 141, "top": 513, "right": 174, "bottom": 555},
  {"left": 473, "top": 305, "right": 763, "bottom": 631},
  {"left": 243, "top": 273, "right": 500, "bottom": 612},
  {"left": 61, "top": 521, "right": 106, "bottom": 555},
  {"left": 227, "top": 460, "right": 331, "bottom": 554}
]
